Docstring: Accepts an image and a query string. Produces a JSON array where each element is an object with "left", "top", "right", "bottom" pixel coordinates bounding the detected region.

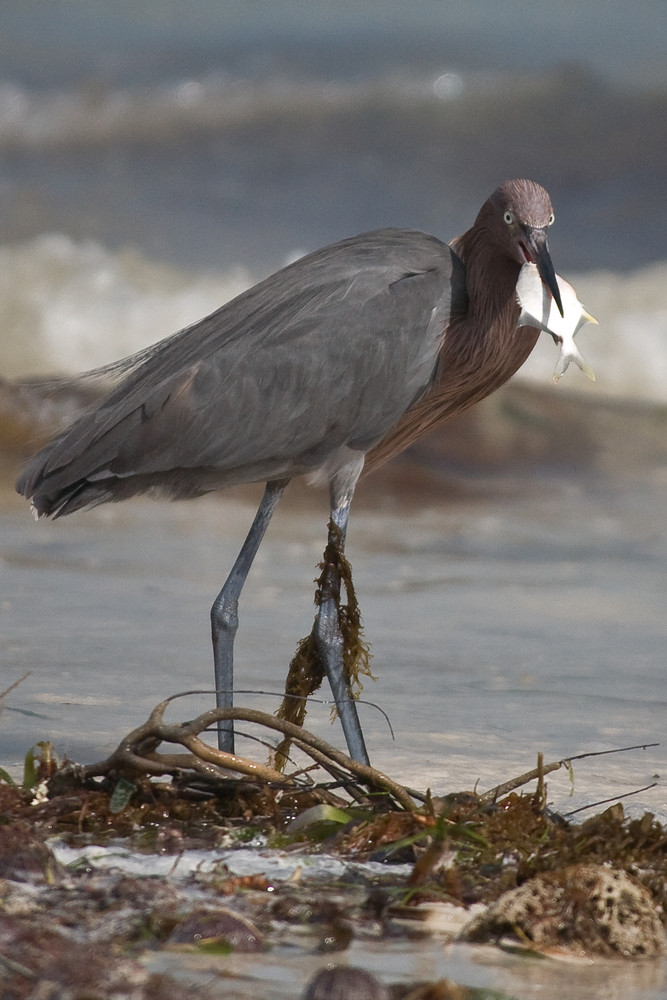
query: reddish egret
[{"left": 17, "top": 178, "right": 564, "bottom": 766}]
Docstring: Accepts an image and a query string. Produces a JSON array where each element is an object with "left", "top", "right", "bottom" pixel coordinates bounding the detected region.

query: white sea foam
[
  {"left": 52, "top": 841, "right": 413, "bottom": 882},
  {"left": 0, "top": 234, "right": 252, "bottom": 377}
]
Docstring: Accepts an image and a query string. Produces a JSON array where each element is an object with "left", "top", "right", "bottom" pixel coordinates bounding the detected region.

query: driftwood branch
[
  {"left": 80, "top": 697, "right": 418, "bottom": 812},
  {"left": 56, "top": 690, "right": 657, "bottom": 820}
]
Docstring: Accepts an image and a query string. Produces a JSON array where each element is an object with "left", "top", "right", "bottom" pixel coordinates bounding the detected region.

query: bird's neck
[
  {"left": 450, "top": 225, "right": 519, "bottom": 324},
  {"left": 364, "top": 222, "right": 541, "bottom": 475},
  {"left": 444, "top": 224, "right": 540, "bottom": 387},
  {"left": 365, "top": 218, "right": 539, "bottom": 470}
]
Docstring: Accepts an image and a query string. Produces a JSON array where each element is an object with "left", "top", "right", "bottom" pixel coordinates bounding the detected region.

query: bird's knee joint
[
  {"left": 211, "top": 598, "right": 239, "bottom": 635},
  {"left": 315, "top": 604, "right": 343, "bottom": 651}
]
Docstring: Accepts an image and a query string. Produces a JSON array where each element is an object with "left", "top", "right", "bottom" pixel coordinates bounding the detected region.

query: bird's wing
[{"left": 18, "top": 230, "right": 461, "bottom": 505}]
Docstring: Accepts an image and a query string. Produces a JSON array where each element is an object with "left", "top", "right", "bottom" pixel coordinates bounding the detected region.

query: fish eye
[
  {"left": 547, "top": 212, "right": 555, "bottom": 226},
  {"left": 504, "top": 211, "right": 514, "bottom": 225}
]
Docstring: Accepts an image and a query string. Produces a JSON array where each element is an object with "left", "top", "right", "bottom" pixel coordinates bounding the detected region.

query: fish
[{"left": 516, "top": 262, "right": 597, "bottom": 383}]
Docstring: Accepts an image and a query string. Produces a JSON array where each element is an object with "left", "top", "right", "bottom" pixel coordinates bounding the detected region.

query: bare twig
[
  {"left": 479, "top": 743, "right": 659, "bottom": 806},
  {"left": 80, "top": 697, "right": 417, "bottom": 812},
  {"left": 562, "top": 783, "right": 659, "bottom": 818},
  {"left": 479, "top": 757, "right": 566, "bottom": 804},
  {"left": 0, "top": 671, "right": 31, "bottom": 702},
  {"left": 0, "top": 952, "right": 38, "bottom": 980}
]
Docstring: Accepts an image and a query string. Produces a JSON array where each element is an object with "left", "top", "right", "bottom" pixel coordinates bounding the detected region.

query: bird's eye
[
  {"left": 547, "top": 212, "right": 555, "bottom": 226},
  {"left": 504, "top": 211, "right": 514, "bottom": 225}
]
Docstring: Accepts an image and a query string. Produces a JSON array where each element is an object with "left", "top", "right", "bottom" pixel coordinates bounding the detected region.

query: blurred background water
[
  {"left": 0, "top": 0, "right": 665, "bottom": 384},
  {"left": 1, "top": 4, "right": 667, "bottom": 997}
]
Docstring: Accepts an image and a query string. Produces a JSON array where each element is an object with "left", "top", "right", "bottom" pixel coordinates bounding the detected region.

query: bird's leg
[
  {"left": 211, "top": 478, "right": 289, "bottom": 753},
  {"left": 314, "top": 459, "right": 370, "bottom": 765}
]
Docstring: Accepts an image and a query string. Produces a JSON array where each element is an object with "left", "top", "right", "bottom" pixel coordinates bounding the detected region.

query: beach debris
[
  {"left": 461, "top": 863, "right": 665, "bottom": 958},
  {"left": 168, "top": 907, "right": 263, "bottom": 951},
  {"left": 74, "top": 692, "right": 419, "bottom": 814},
  {"left": 302, "top": 966, "right": 390, "bottom": 1000},
  {"left": 1, "top": 725, "right": 666, "bottom": 1000},
  {"left": 517, "top": 262, "right": 597, "bottom": 383},
  {"left": 275, "top": 522, "right": 374, "bottom": 771}
]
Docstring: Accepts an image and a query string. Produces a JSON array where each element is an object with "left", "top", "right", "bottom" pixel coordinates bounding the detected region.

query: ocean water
[
  {"left": 1, "top": 5, "right": 667, "bottom": 998},
  {"left": 0, "top": 2, "right": 664, "bottom": 392}
]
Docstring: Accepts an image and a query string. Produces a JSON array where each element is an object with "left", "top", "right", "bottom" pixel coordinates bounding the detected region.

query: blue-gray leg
[
  {"left": 314, "top": 458, "right": 370, "bottom": 765},
  {"left": 211, "top": 479, "right": 289, "bottom": 752}
]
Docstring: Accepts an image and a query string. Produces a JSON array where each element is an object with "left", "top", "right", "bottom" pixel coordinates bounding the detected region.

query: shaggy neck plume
[{"left": 366, "top": 219, "right": 540, "bottom": 473}]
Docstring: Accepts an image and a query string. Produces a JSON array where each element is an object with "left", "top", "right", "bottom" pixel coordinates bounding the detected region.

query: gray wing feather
[{"left": 17, "top": 229, "right": 460, "bottom": 511}]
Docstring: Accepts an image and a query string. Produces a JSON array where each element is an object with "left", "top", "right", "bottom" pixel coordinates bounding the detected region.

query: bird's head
[{"left": 485, "top": 179, "right": 564, "bottom": 317}]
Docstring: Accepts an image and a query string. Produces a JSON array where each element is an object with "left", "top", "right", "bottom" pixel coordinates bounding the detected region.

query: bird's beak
[{"left": 522, "top": 227, "right": 564, "bottom": 317}]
